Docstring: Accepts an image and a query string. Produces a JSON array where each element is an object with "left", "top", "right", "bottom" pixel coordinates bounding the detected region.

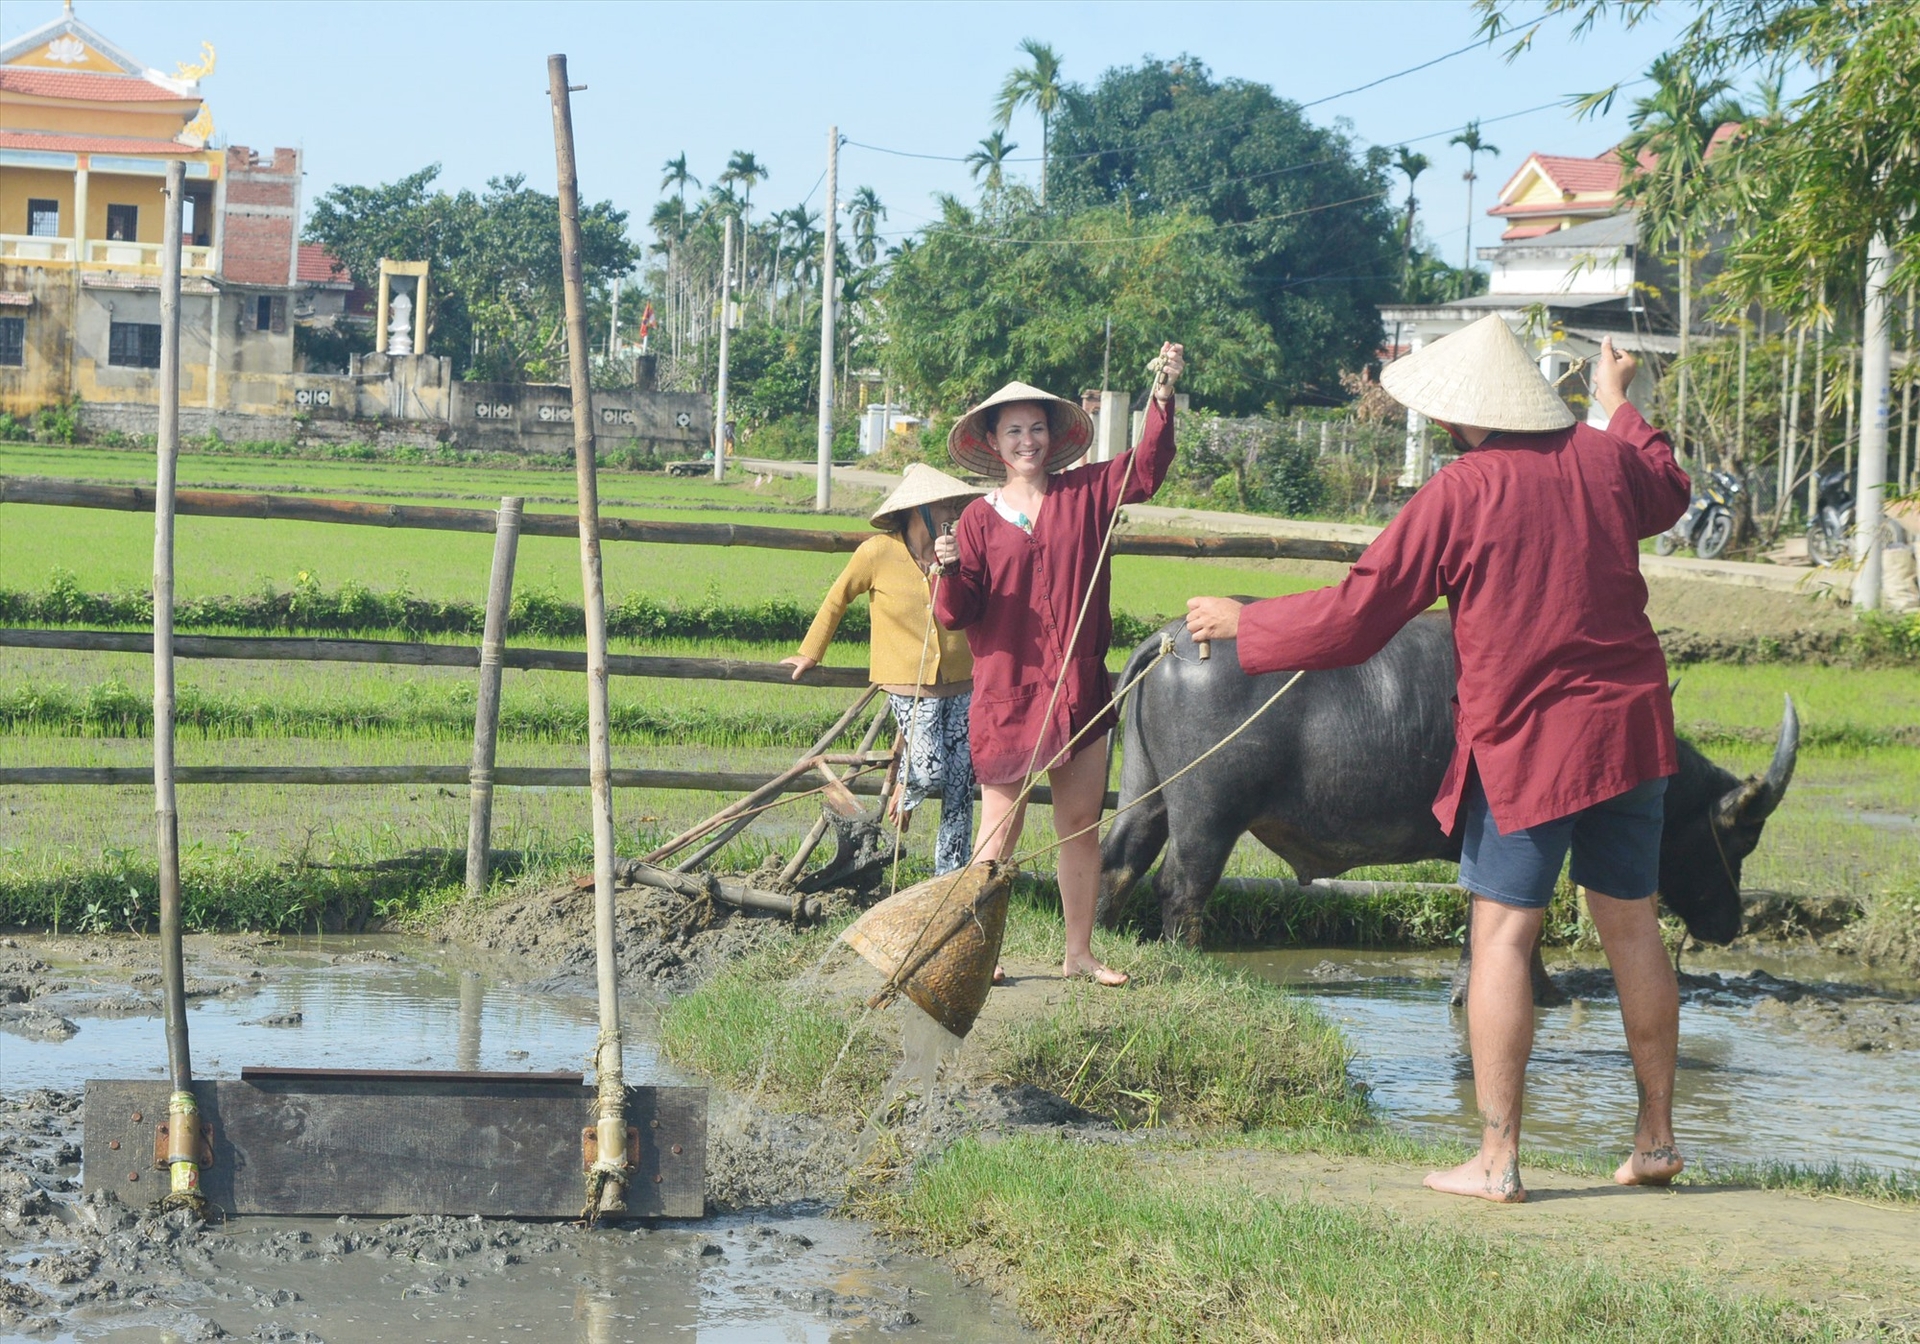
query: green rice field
[{"left": 2, "top": 439, "right": 1915, "bottom": 933}]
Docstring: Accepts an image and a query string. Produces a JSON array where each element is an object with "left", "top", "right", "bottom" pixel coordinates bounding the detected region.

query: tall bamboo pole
[
  {"left": 547, "top": 54, "right": 627, "bottom": 1221},
  {"left": 815, "top": 126, "right": 838, "bottom": 513},
  {"left": 1903, "top": 286, "right": 1916, "bottom": 493},
  {"left": 153, "top": 159, "right": 204, "bottom": 1212},
  {"left": 1779, "top": 323, "right": 1807, "bottom": 531},
  {"left": 714, "top": 215, "right": 733, "bottom": 482},
  {"left": 1808, "top": 293, "right": 1827, "bottom": 520}
]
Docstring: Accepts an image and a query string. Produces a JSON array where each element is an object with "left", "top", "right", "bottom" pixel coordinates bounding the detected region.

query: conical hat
[
  {"left": 947, "top": 381, "right": 1095, "bottom": 478},
  {"left": 869, "top": 463, "right": 983, "bottom": 529},
  {"left": 1380, "top": 314, "right": 1575, "bottom": 433}
]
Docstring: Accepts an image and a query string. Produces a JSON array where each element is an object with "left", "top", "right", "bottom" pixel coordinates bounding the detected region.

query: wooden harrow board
[{"left": 84, "top": 1070, "right": 705, "bottom": 1218}]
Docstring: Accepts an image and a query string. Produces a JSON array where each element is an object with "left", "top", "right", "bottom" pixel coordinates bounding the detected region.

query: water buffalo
[{"left": 1096, "top": 612, "right": 1799, "bottom": 972}]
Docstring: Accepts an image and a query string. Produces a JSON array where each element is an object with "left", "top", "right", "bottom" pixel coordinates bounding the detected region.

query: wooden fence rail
[
  {"left": 0, "top": 476, "right": 1370, "bottom": 564},
  {"left": 0, "top": 764, "right": 1091, "bottom": 809},
  {"left": 0, "top": 628, "right": 873, "bottom": 688}
]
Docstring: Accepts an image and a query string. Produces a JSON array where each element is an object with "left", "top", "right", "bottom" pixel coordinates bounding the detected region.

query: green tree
[
  {"left": 849, "top": 186, "right": 887, "bottom": 267},
  {"left": 1046, "top": 56, "right": 1401, "bottom": 404},
  {"left": 660, "top": 152, "right": 699, "bottom": 231},
  {"left": 304, "top": 166, "right": 636, "bottom": 382},
  {"left": 994, "top": 38, "right": 1066, "bottom": 205},
  {"left": 1615, "top": 54, "right": 1742, "bottom": 464},
  {"left": 967, "top": 130, "right": 1019, "bottom": 199},
  {"left": 1393, "top": 147, "right": 1431, "bottom": 293},
  {"left": 1447, "top": 120, "right": 1499, "bottom": 298},
  {"left": 880, "top": 192, "right": 1280, "bottom": 414}
]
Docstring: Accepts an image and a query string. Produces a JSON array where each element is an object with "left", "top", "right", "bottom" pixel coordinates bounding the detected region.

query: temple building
[{"left": 0, "top": 6, "right": 310, "bottom": 418}]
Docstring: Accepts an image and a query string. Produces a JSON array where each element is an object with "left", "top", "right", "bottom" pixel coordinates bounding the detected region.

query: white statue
[{"left": 387, "top": 290, "right": 414, "bottom": 356}]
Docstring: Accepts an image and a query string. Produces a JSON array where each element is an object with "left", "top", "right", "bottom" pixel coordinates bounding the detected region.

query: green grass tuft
[{"left": 875, "top": 1136, "right": 1832, "bottom": 1343}]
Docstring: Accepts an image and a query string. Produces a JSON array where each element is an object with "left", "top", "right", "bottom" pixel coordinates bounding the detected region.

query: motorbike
[
  {"left": 1655, "top": 467, "right": 1746, "bottom": 561},
  {"left": 1805, "top": 468, "right": 1853, "bottom": 567}
]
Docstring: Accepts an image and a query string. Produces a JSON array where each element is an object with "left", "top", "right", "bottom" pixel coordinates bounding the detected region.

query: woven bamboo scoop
[{"left": 841, "top": 861, "right": 1011, "bottom": 1038}]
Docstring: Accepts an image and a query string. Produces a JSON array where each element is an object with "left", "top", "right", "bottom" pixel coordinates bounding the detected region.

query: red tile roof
[
  {"left": 297, "top": 244, "right": 352, "bottom": 287},
  {"left": 0, "top": 129, "right": 187, "bottom": 155},
  {"left": 1490, "top": 199, "right": 1621, "bottom": 218},
  {"left": 0, "top": 67, "right": 194, "bottom": 103},
  {"left": 1528, "top": 152, "right": 1624, "bottom": 195},
  {"left": 1499, "top": 223, "right": 1559, "bottom": 240}
]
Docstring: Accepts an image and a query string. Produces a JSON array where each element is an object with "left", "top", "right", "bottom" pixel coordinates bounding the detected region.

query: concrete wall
[
  {"left": 73, "top": 401, "right": 444, "bottom": 450},
  {"left": 448, "top": 380, "right": 709, "bottom": 456}
]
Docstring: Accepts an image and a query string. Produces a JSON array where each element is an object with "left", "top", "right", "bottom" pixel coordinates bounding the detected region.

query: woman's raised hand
[
  {"left": 932, "top": 533, "right": 960, "bottom": 570},
  {"left": 780, "top": 654, "right": 818, "bottom": 681},
  {"left": 1155, "top": 342, "right": 1187, "bottom": 402}
]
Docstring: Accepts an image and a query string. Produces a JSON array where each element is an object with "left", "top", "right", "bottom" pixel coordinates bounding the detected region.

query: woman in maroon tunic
[{"left": 933, "top": 343, "right": 1185, "bottom": 985}]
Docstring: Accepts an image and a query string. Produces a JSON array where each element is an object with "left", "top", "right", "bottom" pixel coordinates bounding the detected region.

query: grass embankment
[{"left": 659, "top": 890, "right": 1898, "bottom": 1341}]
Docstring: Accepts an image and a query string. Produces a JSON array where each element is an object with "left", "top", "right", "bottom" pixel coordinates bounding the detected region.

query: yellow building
[{"left": 0, "top": 6, "right": 303, "bottom": 420}]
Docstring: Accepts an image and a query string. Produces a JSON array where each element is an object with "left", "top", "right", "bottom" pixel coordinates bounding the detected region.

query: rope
[
  {"left": 580, "top": 1027, "right": 629, "bottom": 1225},
  {"left": 155, "top": 1088, "right": 213, "bottom": 1219},
  {"left": 1012, "top": 668, "right": 1306, "bottom": 867}
]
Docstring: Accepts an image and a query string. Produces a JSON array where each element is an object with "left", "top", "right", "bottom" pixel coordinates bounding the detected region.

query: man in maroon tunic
[{"left": 1185, "top": 316, "right": 1691, "bottom": 1202}]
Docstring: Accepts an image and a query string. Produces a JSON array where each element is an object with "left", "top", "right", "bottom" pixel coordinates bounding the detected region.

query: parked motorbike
[
  {"left": 1655, "top": 467, "right": 1746, "bottom": 561},
  {"left": 1805, "top": 468, "right": 1853, "bottom": 567}
]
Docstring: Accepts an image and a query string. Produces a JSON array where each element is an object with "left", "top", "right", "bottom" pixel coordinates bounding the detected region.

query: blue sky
[{"left": 12, "top": 1, "right": 1702, "bottom": 269}]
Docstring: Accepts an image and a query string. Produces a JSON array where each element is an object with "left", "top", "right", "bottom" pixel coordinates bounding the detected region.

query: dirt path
[{"left": 1149, "top": 1147, "right": 1920, "bottom": 1327}]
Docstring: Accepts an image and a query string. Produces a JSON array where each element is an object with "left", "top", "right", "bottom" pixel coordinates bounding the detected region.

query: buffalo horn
[{"left": 1718, "top": 694, "right": 1800, "bottom": 826}]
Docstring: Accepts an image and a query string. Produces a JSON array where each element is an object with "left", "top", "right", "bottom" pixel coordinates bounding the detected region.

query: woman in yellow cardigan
[{"left": 782, "top": 465, "right": 981, "bottom": 874}]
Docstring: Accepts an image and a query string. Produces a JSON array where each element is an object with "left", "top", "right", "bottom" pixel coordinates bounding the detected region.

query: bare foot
[
  {"left": 1062, "top": 957, "right": 1128, "bottom": 987},
  {"left": 1423, "top": 1154, "right": 1527, "bottom": 1204},
  {"left": 1614, "top": 1143, "right": 1684, "bottom": 1187},
  {"left": 992, "top": 964, "right": 1006, "bottom": 985}
]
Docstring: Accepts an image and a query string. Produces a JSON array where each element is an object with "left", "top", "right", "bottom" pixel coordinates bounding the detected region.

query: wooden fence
[{"left": 2, "top": 475, "right": 1362, "bottom": 890}]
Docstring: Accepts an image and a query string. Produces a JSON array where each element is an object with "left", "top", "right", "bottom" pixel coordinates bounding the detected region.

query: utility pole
[
  {"left": 608, "top": 277, "right": 619, "bottom": 359},
  {"left": 815, "top": 125, "right": 838, "bottom": 513},
  {"left": 547, "top": 53, "right": 627, "bottom": 1220},
  {"left": 715, "top": 214, "right": 734, "bottom": 482},
  {"left": 1852, "top": 234, "right": 1893, "bottom": 611}
]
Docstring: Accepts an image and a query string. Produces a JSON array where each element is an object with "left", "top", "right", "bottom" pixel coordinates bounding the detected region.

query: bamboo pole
[
  {"left": 0, "top": 478, "right": 1374, "bottom": 564},
  {"left": 548, "top": 53, "right": 627, "bottom": 1221},
  {"left": 466, "top": 496, "right": 523, "bottom": 897},
  {"left": 1808, "top": 296, "right": 1827, "bottom": 520},
  {"left": 0, "top": 628, "right": 872, "bottom": 687},
  {"left": 152, "top": 158, "right": 204, "bottom": 1213},
  {"left": 780, "top": 697, "right": 891, "bottom": 885},
  {"left": 0, "top": 763, "right": 1091, "bottom": 806},
  {"left": 1903, "top": 286, "right": 1916, "bottom": 493}
]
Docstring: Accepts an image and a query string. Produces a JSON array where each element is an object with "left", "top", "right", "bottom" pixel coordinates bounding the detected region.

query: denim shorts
[{"left": 1458, "top": 774, "right": 1668, "bottom": 909}]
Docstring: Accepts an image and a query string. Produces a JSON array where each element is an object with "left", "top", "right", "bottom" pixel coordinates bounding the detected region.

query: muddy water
[
  {"left": 1, "top": 938, "right": 1029, "bottom": 1342},
  {"left": 1216, "top": 946, "right": 1920, "bottom": 1173}
]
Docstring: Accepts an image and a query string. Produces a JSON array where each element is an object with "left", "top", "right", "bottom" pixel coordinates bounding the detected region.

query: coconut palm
[
  {"left": 966, "top": 130, "right": 1020, "bottom": 199},
  {"left": 994, "top": 39, "right": 1064, "bottom": 205},
  {"left": 1394, "top": 147, "right": 1430, "bottom": 294},
  {"left": 849, "top": 186, "right": 887, "bottom": 267},
  {"left": 1449, "top": 121, "right": 1499, "bottom": 299},
  {"left": 1619, "top": 53, "right": 1742, "bottom": 463},
  {"left": 660, "top": 153, "right": 699, "bottom": 230}
]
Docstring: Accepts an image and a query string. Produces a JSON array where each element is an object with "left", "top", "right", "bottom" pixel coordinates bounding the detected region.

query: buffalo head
[{"left": 1657, "top": 695, "right": 1799, "bottom": 944}]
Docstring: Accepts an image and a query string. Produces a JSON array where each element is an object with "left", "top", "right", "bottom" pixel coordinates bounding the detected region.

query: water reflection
[{"left": 1217, "top": 947, "right": 1919, "bottom": 1172}]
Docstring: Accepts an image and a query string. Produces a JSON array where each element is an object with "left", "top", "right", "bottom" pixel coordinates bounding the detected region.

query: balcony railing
[
  {"left": 0, "top": 234, "right": 74, "bottom": 261},
  {"left": 85, "top": 239, "right": 216, "bottom": 272},
  {"left": 0, "top": 235, "right": 215, "bottom": 272}
]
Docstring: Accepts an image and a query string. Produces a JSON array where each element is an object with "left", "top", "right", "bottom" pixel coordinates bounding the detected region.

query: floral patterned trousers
[{"left": 887, "top": 692, "right": 975, "bottom": 875}]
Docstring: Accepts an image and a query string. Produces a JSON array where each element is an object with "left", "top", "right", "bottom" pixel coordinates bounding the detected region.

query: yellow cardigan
[{"left": 799, "top": 533, "right": 972, "bottom": 689}]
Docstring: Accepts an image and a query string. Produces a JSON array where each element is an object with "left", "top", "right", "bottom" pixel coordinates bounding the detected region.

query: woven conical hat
[
  {"left": 869, "top": 463, "right": 983, "bottom": 529},
  {"left": 1380, "top": 314, "right": 1575, "bottom": 433},
  {"left": 947, "top": 382, "right": 1095, "bottom": 478}
]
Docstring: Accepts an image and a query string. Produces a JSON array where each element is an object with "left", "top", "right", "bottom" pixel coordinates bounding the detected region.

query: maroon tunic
[
  {"left": 1236, "top": 402, "right": 1691, "bottom": 834},
  {"left": 935, "top": 400, "right": 1176, "bottom": 785}
]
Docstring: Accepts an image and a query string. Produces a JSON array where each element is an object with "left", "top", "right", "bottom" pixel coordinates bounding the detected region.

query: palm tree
[
  {"left": 966, "top": 130, "right": 1019, "bottom": 199},
  {"left": 994, "top": 38, "right": 1064, "bottom": 205},
  {"left": 719, "top": 151, "right": 768, "bottom": 225},
  {"left": 1394, "top": 147, "right": 1430, "bottom": 295},
  {"left": 1619, "top": 53, "right": 1741, "bottom": 464},
  {"left": 1449, "top": 121, "right": 1499, "bottom": 299},
  {"left": 660, "top": 153, "right": 699, "bottom": 231},
  {"left": 848, "top": 186, "right": 886, "bottom": 267}
]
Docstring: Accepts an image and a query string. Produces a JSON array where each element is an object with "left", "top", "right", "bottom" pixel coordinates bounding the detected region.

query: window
[
  {"left": 105, "top": 204, "right": 138, "bottom": 242},
  {"left": 27, "top": 200, "right": 59, "bottom": 237},
  {"left": 0, "top": 317, "right": 24, "bottom": 367},
  {"left": 256, "top": 295, "right": 273, "bottom": 331},
  {"left": 107, "top": 321, "right": 162, "bottom": 369}
]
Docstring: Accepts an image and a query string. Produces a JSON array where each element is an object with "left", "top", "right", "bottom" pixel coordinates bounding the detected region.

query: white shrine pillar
[{"left": 1396, "top": 335, "right": 1427, "bottom": 487}]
